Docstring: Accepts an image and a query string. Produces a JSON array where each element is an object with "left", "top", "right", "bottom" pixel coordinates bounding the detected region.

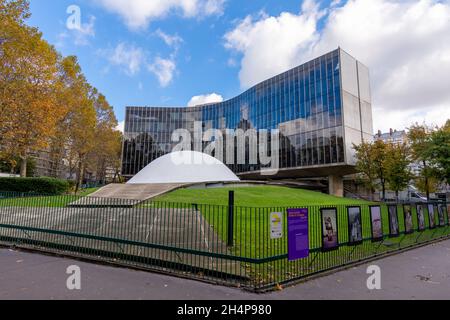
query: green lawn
[
  {"left": 0, "top": 195, "right": 76, "bottom": 207},
  {"left": 150, "top": 185, "right": 448, "bottom": 285},
  {"left": 153, "top": 186, "right": 371, "bottom": 207},
  {"left": 151, "top": 186, "right": 374, "bottom": 266},
  {"left": 76, "top": 188, "right": 100, "bottom": 197},
  {"left": 0, "top": 188, "right": 99, "bottom": 208}
]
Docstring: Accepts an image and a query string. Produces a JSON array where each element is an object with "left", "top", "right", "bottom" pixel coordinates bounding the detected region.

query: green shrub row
[{"left": 0, "top": 177, "right": 71, "bottom": 195}]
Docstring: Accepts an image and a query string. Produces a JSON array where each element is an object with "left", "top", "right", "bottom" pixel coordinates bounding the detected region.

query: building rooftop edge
[{"left": 126, "top": 47, "right": 366, "bottom": 110}]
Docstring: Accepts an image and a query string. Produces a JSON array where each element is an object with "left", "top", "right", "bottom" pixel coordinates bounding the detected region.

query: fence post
[{"left": 227, "top": 190, "right": 234, "bottom": 247}]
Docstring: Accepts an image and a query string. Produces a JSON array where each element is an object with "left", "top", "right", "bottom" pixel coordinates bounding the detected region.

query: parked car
[{"left": 383, "top": 185, "right": 428, "bottom": 203}]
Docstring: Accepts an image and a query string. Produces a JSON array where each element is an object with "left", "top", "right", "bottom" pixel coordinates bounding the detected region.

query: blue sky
[
  {"left": 27, "top": 0, "right": 450, "bottom": 131},
  {"left": 28, "top": 0, "right": 322, "bottom": 125}
]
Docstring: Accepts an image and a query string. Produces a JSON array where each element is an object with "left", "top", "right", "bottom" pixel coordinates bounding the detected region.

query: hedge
[{"left": 0, "top": 177, "right": 71, "bottom": 195}]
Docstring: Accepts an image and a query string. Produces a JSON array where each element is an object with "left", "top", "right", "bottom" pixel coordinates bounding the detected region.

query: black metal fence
[{"left": 0, "top": 191, "right": 449, "bottom": 291}]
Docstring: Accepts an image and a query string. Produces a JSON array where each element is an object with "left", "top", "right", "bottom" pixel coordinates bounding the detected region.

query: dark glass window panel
[{"left": 122, "top": 49, "right": 364, "bottom": 176}]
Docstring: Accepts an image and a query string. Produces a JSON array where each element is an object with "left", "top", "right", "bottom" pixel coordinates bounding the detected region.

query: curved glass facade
[{"left": 122, "top": 48, "right": 373, "bottom": 179}]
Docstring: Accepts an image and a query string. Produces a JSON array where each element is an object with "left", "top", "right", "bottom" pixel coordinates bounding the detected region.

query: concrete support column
[{"left": 329, "top": 175, "right": 344, "bottom": 198}]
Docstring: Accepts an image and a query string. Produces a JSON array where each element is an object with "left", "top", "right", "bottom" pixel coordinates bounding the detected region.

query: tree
[
  {"left": 0, "top": 154, "right": 35, "bottom": 176},
  {"left": 372, "top": 140, "right": 389, "bottom": 200},
  {"left": 69, "top": 84, "right": 96, "bottom": 192},
  {"left": 88, "top": 129, "right": 122, "bottom": 184},
  {"left": 353, "top": 141, "right": 378, "bottom": 199},
  {"left": 428, "top": 120, "right": 450, "bottom": 185},
  {"left": 385, "top": 142, "right": 413, "bottom": 200},
  {"left": 0, "top": 0, "right": 61, "bottom": 177},
  {"left": 85, "top": 89, "right": 121, "bottom": 184},
  {"left": 407, "top": 123, "right": 437, "bottom": 200},
  {"left": 0, "top": 0, "right": 30, "bottom": 167},
  {"left": 415, "top": 174, "right": 439, "bottom": 196},
  {"left": 47, "top": 55, "right": 85, "bottom": 178},
  {"left": 1, "top": 0, "right": 120, "bottom": 185},
  {"left": 353, "top": 140, "right": 389, "bottom": 200}
]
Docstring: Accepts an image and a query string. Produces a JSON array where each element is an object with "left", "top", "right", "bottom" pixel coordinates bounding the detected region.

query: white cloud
[
  {"left": 224, "top": 0, "right": 450, "bottom": 131},
  {"left": 99, "top": 43, "right": 178, "bottom": 86},
  {"left": 155, "top": 29, "right": 184, "bottom": 49},
  {"left": 56, "top": 16, "right": 96, "bottom": 47},
  {"left": 330, "top": 0, "right": 343, "bottom": 8},
  {"left": 224, "top": 0, "right": 323, "bottom": 89},
  {"left": 373, "top": 104, "right": 450, "bottom": 133},
  {"left": 94, "top": 0, "right": 225, "bottom": 30},
  {"left": 73, "top": 15, "right": 96, "bottom": 45},
  {"left": 148, "top": 57, "right": 177, "bottom": 87},
  {"left": 188, "top": 93, "right": 224, "bottom": 107},
  {"left": 116, "top": 121, "right": 125, "bottom": 133},
  {"left": 106, "top": 43, "right": 145, "bottom": 76}
]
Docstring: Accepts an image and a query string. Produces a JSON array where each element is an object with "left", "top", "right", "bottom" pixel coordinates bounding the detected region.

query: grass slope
[
  {"left": 154, "top": 186, "right": 371, "bottom": 207},
  {"left": 0, "top": 188, "right": 100, "bottom": 208}
]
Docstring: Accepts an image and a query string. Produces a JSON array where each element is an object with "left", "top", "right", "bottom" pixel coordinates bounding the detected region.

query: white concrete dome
[{"left": 127, "top": 151, "right": 240, "bottom": 184}]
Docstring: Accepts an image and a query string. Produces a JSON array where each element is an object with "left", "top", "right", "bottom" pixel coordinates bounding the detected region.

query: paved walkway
[
  {"left": 0, "top": 206, "right": 240, "bottom": 275},
  {"left": 1, "top": 239, "right": 450, "bottom": 300}
]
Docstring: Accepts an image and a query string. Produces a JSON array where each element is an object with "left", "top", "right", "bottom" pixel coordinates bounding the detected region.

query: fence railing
[{"left": 0, "top": 191, "right": 449, "bottom": 291}]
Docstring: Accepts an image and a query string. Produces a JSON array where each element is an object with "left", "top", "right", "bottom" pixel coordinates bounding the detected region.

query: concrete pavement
[{"left": 1, "top": 239, "right": 450, "bottom": 300}]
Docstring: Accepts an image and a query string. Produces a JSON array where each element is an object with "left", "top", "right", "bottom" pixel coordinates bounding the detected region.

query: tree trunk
[
  {"left": 75, "top": 160, "right": 84, "bottom": 194},
  {"left": 425, "top": 176, "right": 430, "bottom": 201},
  {"left": 381, "top": 180, "right": 386, "bottom": 201},
  {"left": 423, "top": 161, "right": 430, "bottom": 201},
  {"left": 20, "top": 156, "right": 27, "bottom": 177}
]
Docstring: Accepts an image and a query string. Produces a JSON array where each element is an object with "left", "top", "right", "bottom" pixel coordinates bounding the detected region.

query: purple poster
[{"left": 288, "top": 208, "right": 309, "bottom": 261}]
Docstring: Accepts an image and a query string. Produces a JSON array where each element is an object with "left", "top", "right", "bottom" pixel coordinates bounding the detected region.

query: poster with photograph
[
  {"left": 403, "top": 205, "right": 414, "bottom": 234},
  {"left": 347, "top": 207, "right": 363, "bottom": 245},
  {"left": 321, "top": 208, "right": 339, "bottom": 251},
  {"left": 428, "top": 204, "right": 436, "bottom": 229},
  {"left": 438, "top": 204, "right": 447, "bottom": 227},
  {"left": 416, "top": 204, "right": 426, "bottom": 231},
  {"left": 388, "top": 205, "right": 400, "bottom": 237},
  {"left": 370, "top": 206, "right": 383, "bottom": 241}
]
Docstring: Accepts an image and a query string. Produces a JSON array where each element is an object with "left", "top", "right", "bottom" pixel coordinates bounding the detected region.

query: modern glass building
[{"left": 122, "top": 48, "right": 373, "bottom": 195}]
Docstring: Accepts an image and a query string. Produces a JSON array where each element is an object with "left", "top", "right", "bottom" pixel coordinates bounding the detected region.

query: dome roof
[{"left": 127, "top": 151, "right": 240, "bottom": 184}]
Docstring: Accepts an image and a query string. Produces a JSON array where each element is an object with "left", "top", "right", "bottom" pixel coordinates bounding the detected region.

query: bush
[{"left": 0, "top": 177, "right": 71, "bottom": 195}]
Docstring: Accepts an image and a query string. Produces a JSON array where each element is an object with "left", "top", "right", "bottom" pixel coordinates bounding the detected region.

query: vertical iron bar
[{"left": 227, "top": 191, "right": 234, "bottom": 247}]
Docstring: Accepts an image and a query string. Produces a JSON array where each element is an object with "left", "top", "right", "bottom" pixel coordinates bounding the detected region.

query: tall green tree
[
  {"left": 353, "top": 141, "right": 378, "bottom": 199},
  {"left": 353, "top": 140, "right": 389, "bottom": 200},
  {"left": 407, "top": 123, "right": 438, "bottom": 200},
  {"left": 373, "top": 140, "right": 389, "bottom": 200},
  {"left": 428, "top": 120, "right": 450, "bottom": 185},
  {"left": 385, "top": 142, "right": 413, "bottom": 199}
]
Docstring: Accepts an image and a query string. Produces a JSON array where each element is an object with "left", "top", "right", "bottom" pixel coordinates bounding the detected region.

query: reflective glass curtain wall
[{"left": 122, "top": 49, "right": 372, "bottom": 178}]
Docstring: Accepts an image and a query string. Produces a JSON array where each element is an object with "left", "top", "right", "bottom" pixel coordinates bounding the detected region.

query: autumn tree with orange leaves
[
  {"left": 0, "top": 0, "right": 64, "bottom": 177},
  {"left": 1, "top": 0, "right": 121, "bottom": 184}
]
